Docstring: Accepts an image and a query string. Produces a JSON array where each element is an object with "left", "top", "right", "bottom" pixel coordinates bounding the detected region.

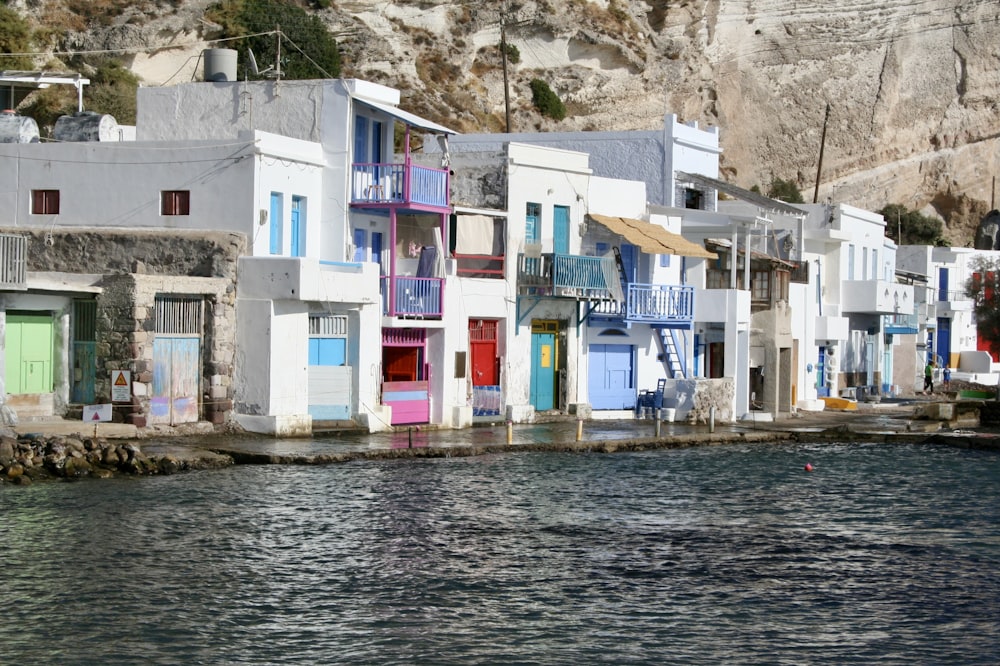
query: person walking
[
  {"left": 924, "top": 360, "right": 934, "bottom": 394},
  {"left": 943, "top": 365, "right": 951, "bottom": 391}
]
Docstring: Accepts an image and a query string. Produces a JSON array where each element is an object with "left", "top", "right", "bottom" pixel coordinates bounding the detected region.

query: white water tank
[
  {"left": 53, "top": 111, "right": 119, "bottom": 142},
  {"left": 203, "top": 48, "right": 238, "bottom": 82},
  {"left": 0, "top": 110, "right": 39, "bottom": 143}
]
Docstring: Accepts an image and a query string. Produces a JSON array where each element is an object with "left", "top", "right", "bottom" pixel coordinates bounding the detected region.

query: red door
[
  {"left": 469, "top": 319, "right": 498, "bottom": 386},
  {"left": 382, "top": 344, "right": 428, "bottom": 424},
  {"left": 383, "top": 347, "right": 419, "bottom": 381}
]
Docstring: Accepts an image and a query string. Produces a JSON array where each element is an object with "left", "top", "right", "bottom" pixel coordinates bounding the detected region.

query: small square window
[
  {"left": 31, "top": 189, "right": 60, "bottom": 214},
  {"left": 752, "top": 270, "right": 770, "bottom": 300},
  {"left": 161, "top": 190, "right": 190, "bottom": 216},
  {"left": 684, "top": 188, "right": 703, "bottom": 210}
]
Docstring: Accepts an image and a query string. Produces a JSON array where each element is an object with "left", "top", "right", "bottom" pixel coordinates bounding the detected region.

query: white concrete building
[
  {"left": 449, "top": 134, "right": 744, "bottom": 423},
  {"left": 897, "top": 244, "right": 1000, "bottom": 388},
  {"left": 442, "top": 114, "right": 832, "bottom": 418},
  {"left": 0, "top": 129, "right": 349, "bottom": 430},
  {"left": 135, "top": 78, "right": 469, "bottom": 434},
  {"left": 2, "top": 74, "right": 469, "bottom": 435}
]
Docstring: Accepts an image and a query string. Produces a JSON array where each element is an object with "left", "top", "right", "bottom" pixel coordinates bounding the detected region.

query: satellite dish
[{"left": 247, "top": 48, "right": 274, "bottom": 77}]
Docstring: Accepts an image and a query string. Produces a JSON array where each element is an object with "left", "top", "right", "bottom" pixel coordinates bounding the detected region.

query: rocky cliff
[{"left": 9, "top": 0, "right": 1000, "bottom": 242}]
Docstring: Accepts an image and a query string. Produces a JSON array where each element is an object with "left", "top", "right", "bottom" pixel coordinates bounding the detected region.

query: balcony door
[
  {"left": 354, "top": 116, "right": 384, "bottom": 165},
  {"left": 554, "top": 205, "right": 570, "bottom": 254}
]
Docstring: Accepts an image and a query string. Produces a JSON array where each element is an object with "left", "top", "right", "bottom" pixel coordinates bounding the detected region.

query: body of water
[{"left": 2, "top": 439, "right": 998, "bottom": 665}]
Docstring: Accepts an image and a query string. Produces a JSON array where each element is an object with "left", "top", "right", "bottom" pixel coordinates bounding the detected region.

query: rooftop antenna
[{"left": 247, "top": 27, "right": 282, "bottom": 82}]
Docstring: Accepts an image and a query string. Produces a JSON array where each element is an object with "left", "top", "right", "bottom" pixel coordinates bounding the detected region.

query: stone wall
[
  {"left": 10, "top": 227, "right": 244, "bottom": 280},
  {"left": 4, "top": 227, "right": 244, "bottom": 428},
  {"left": 98, "top": 274, "right": 236, "bottom": 428}
]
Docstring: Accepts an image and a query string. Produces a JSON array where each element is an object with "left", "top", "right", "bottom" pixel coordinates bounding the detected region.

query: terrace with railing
[
  {"left": 351, "top": 163, "right": 449, "bottom": 208},
  {"left": 591, "top": 284, "right": 695, "bottom": 326},
  {"left": 885, "top": 312, "right": 919, "bottom": 334},
  {"left": 382, "top": 275, "right": 444, "bottom": 318},
  {"left": 517, "top": 252, "right": 618, "bottom": 301},
  {"left": 0, "top": 232, "right": 27, "bottom": 290}
]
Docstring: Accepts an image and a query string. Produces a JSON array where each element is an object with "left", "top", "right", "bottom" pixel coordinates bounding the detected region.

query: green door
[{"left": 5, "top": 313, "right": 54, "bottom": 394}]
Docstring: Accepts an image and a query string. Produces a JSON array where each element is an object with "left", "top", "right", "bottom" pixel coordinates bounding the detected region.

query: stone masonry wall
[{"left": 5, "top": 227, "right": 244, "bottom": 428}]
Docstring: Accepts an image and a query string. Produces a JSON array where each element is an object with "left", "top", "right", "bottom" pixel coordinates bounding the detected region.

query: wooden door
[{"left": 151, "top": 337, "right": 200, "bottom": 425}]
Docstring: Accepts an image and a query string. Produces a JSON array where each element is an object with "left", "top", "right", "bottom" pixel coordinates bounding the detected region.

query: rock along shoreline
[{"left": 3, "top": 423, "right": 999, "bottom": 487}]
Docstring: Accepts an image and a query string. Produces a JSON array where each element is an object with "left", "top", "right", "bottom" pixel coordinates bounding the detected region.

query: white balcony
[
  {"left": 936, "top": 289, "right": 973, "bottom": 315},
  {"left": 815, "top": 314, "right": 850, "bottom": 341},
  {"left": 693, "top": 288, "right": 750, "bottom": 325},
  {"left": 238, "top": 256, "right": 380, "bottom": 304},
  {"left": 841, "top": 280, "right": 914, "bottom": 315}
]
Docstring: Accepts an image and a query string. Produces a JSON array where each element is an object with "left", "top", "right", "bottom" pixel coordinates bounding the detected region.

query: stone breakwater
[{"left": 0, "top": 434, "right": 232, "bottom": 486}]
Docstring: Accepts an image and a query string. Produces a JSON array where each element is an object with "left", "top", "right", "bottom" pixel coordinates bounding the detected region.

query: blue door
[
  {"left": 371, "top": 231, "right": 383, "bottom": 273},
  {"left": 353, "top": 228, "right": 367, "bottom": 263},
  {"left": 525, "top": 202, "right": 540, "bottom": 243},
  {"left": 588, "top": 344, "right": 635, "bottom": 409},
  {"left": 291, "top": 196, "right": 305, "bottom": 257},
  {"left": 269, "top": 192, "right": 283, "bottom": 255},
  {"left": 308, "top": 337, "right": 350, "bottom": 420},
  {"left": 530, "top": 323, "right": 557, "bottom": 411},
  {"left": 554, "top": 205, "right": 570, "bottom": 254},
  {"left": 938, "top": 267, "right": 949, "bottom": 301},
  {"left": 936, "top": 317, "right": 951, "bottom": 367}
]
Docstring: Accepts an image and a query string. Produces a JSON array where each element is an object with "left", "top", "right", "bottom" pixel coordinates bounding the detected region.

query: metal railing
[
  {"left": 591, "top": 284, "right": 695, "bottom": 324},
  {"left": 351, "top": 163, "right": 449, "bottom": 207},
  {"left": 383, "top": 275, "right": 444, "bottom": 318},
  {"left": 0, "top": 233, "right": 28, "bottom": 290},
  {"left": 517, "top": 252, "right": 616, "bottom": 299}
]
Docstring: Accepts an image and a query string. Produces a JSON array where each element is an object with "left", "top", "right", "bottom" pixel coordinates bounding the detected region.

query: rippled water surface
[{"left": 2, "top": 441, "right": 999, "bottom": 665}]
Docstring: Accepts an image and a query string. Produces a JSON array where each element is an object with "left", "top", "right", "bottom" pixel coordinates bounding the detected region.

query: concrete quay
[{"left": 6, "top": 399, "right": 999, "bottom": 474}]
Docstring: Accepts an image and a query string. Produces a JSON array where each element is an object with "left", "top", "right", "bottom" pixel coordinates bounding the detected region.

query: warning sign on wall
[{"left": 111, "top": 370, "right": 131, "bottom": 403}]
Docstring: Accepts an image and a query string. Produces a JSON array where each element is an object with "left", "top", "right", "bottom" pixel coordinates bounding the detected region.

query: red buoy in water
[{"left": 804, "top": 463, "right": 814, "bottom": 472}]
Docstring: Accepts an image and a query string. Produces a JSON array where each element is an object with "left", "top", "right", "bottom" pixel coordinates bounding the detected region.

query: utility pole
[
  {"left": 813, "top": 103, "right": 830, "bottom": 204},
  {"left": 500, "top": 12, "right": 511, "bottom": 133}
]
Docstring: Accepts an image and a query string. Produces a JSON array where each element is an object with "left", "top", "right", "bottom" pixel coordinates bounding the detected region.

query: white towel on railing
[{"left": 601, "top": 251, "right": 624, "bottom": 302}]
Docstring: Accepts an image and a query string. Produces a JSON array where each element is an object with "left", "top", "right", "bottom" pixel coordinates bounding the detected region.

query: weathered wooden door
[
  {"left": 150, "top": 296, "right": 202, "bottom": 425},
  {"left": 151, "top": 337, "right": 200, "bottom": 425}
]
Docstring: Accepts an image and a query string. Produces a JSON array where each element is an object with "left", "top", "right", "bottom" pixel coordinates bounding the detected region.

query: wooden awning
[{"left": 587, "top": 214, "right": 717, "bottom": 259}]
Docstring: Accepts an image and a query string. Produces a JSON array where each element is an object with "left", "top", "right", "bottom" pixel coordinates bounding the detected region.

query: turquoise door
[
  {"left": 291, "top": 196, "right": 305, "bottom": 257},
  {"left": 269, "top": 192, "right": 283, "bottom": 254},
  {"left": 72, "top": 300, "right": 97, "bottom": 404},
  {"left": 554, "top": 205, "right": 570, "bottom": 254},
  {"left": 530, "top": 324, "right": 557, "bottom": 411}
]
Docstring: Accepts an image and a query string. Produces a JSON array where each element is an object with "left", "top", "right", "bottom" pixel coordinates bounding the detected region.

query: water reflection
[{"left": 1, "top": 443, "right": 998, "bottom": 665}]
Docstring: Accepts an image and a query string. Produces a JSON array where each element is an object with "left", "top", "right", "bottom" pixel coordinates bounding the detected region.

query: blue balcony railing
[
  {"left": 351, "top": 163, "right": 449, "bottom": 208},
  {"left": 517, "top": 252, "right": 616, "bottom": 300},
  {"left": 382, "top": 275, "right": 444, "bottom": 318},
  {"left": 884, "top": 312, "right": 919, "bottom": 334},
  {"left": 592, "top": 284, "right": 694, "bottom": 324}
]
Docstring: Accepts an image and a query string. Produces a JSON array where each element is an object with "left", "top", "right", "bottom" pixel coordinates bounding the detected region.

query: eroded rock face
[
  {"left": 10, "top": 1, "right": 1000, "bottom": 240},
  {"left": 975, "top": 210, "right": 1000, "bottom": 250}
]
